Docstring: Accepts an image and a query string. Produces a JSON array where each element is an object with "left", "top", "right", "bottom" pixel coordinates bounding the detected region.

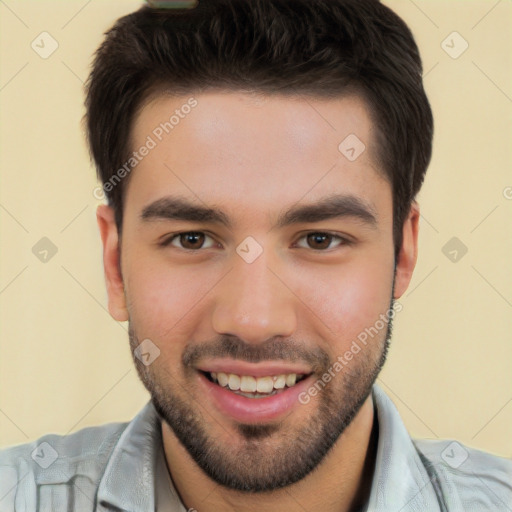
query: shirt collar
[
  {"left": 96, "top": 385, "right": 442, "bottom": 511},
  {"left": 96, "top": 401, "right": 165, "bottom": 511},
  {"left": 367, "top": 384, "right": 443, "bottom": 511}
]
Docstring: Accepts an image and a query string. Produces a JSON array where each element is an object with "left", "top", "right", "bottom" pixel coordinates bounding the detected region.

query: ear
[
  {"left": 393, "top": 202, "right": 420, "bottom": 299},
  {"left": 96, "top": 205, "right": 129, "bottom": 322}
]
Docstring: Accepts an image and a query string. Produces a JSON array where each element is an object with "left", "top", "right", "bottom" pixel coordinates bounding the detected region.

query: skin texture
[{"left": 97, "top": 92, "right": 419, "bottom": 512}]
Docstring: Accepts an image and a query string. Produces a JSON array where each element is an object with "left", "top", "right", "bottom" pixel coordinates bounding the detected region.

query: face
[{"left": 97, "top": 91, "right": 418, "bottom": 492}]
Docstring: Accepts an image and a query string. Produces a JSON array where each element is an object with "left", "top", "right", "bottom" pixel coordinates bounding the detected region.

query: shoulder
[
  {"left": 0, "top": 419, "right": 130, "bottom": 470},
  {"left": 414, "top": 438, "right": 512, "bottom": 509},
  {"left": 0, "top": 420, "right": 129, "bottom": 510}
]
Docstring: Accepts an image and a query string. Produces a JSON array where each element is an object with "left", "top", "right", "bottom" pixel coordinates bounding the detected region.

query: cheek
[
  {"left": 123, "top": 256, "right": 219, "bottom": 340},
  {"left": 296, "top": 258, "right": 394, "bottom": 348}
]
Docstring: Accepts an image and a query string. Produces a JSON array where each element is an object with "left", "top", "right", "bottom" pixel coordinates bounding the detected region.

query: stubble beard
[{"left": 129, "top": 303, "right": 394, "bottom": 492}]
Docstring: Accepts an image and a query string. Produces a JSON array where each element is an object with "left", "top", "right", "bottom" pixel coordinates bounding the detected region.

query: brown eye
[
  {"left": 295, "top": 232, "right": 348, "bottom": 251},
  {"left": 179, "top": 232, "right": 205, "bottom": 249},
  {"left": 307, "top": 233, "right": 332, "bottom": 250},
  {"left": 162, "top": 231, "right": 216, "bottom": 250}
]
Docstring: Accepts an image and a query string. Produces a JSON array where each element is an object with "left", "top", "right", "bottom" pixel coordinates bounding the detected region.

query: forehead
[{"left": 126, "top": 91, "right": 390, "bottom": 224}]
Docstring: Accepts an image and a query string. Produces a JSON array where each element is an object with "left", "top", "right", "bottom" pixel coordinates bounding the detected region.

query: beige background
[{"left": 0, "top": 0, "right": 511, "bottom": 457}]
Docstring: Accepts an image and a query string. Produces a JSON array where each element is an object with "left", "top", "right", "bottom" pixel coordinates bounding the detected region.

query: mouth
[
  {"left": 201, "top": 370, "right": 310, "bottom": 399},
  {"left": 196, "top": 363, "right": 315, "bottom": 423}
]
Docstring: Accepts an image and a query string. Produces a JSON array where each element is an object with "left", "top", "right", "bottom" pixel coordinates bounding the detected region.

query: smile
[
  {"left": 197, "top": 366, "right": 315, "bottom": 423},
  {"left": 204, "top": 371, "right": 309, "bottom": 399}
]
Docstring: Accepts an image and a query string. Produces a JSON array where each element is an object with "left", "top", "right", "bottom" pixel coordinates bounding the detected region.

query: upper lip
[{"left": 196, "top": 359, "right": 312, "bottom": 378}]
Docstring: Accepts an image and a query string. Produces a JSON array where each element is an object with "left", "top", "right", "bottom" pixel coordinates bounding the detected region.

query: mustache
[{"left": 182, "top": 335, "right": 331, "bottom": 374}]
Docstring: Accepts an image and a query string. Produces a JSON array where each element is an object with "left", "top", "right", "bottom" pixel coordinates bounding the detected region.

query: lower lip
[{"left": 198, "top": 372, "right": 313, "bottom": 423}]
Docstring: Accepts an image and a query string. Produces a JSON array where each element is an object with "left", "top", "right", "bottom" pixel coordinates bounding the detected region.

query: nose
[{"left": 211, "top": 249, "right": 297, "bottom": 344}]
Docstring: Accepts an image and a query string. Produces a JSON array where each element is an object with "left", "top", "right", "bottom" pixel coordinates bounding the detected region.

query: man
[{"left": 0, "top": 0, "right": 510, "bottom": 510}]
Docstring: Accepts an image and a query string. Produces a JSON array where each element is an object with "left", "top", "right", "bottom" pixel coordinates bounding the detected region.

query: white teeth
[
  {"left": 209, "top": 371, "right": 304, "bottom": 394},
  {"left": 285, "top": 374, "right": 297, "bottom": 387},
  {"left": 256, "top": 376, "right": 274, "bottom": 393},
  {"left": 217, "top": 372, "right": 229, "bottom": 387},
  {"left": 228, "top": 374, "right": 240, "bottom": 391},
  {"left": 240, "top": 375, "right": 257, "bottom": 392},
  {"left": 273, "top": 375, "right": 286, "bottom": 389}
]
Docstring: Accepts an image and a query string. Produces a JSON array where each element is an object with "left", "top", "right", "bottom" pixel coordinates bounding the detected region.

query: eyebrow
[{"left": 140, "top": 194, "right": 378, "bottom": 229}]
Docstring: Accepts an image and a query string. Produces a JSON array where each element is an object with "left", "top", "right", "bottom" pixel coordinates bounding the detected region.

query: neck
[{"left": 161, "top": 394, "right": 377, "bottom": 512}]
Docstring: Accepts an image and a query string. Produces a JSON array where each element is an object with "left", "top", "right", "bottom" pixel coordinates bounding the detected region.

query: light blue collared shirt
[{"left": 1, "top": 385, "right": 511, "bottom": 511}]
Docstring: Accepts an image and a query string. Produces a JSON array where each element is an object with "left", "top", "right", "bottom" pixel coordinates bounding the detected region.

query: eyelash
[{"left": 159, "top": 231, "right": 352, "bottom": 252}]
